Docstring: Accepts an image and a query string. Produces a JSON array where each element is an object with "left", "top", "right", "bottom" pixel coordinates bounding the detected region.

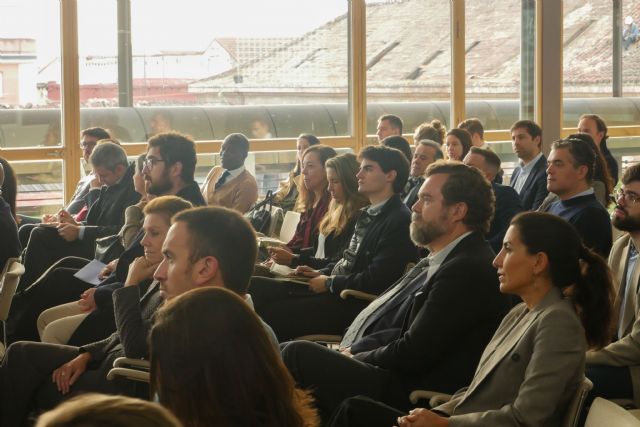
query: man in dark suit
[
  {"left": 251, "top": 145, "right": 418, "bottom": 341},
  {"left": 509, "top": 120, "right": 548, "bottom": 210},
  {"left": 0, "top": 207, "right": 261, "bottom": 425},
  {"left": 402, "top": 140, "right": 442, "bottom": 209},
  {"left": 281, "top": 162, "right": 510, "bottom": 422},
  {"left": 464, "top": 147, "right": 522, "bottom": 253},
  {"left": 542, "top": 138, "right": 612, "bottom": 258},
  {"left": 19, "top": 142, "right": 141, "bottom": 290},
  {"left": 0, "top": 161, "right": 20, "bottom": 270}
]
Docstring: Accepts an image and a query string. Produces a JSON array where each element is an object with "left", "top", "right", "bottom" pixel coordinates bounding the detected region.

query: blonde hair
[
  {"left": 143, "top": 195, "right": 193, "bottom": 223},
  {"left": 319, "top": 153, "right": 369, "bottom": 236},
  {"left": 35, "top": 394, "right": 182, "bottom": 427}
]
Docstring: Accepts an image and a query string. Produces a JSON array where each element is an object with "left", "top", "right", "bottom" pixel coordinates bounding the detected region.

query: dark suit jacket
[
  {"left": 0, "top": 196, "right": 20, "bottom": 270},
  {"left": 291, "top": 216, "right": 357, "bottom": 270},
  {"left": 321, "top": 194, "right": 418, "bottom": 295},
  {"left": 403, "top": 177, "right": 425, "bottom": 209},
  {"left": 82, "top": 163, "right": 140, "bottom": 241},
  {"left": 353, "top": 232, "right": 510, "bottom": 394},
  {"left": 488, "top": 183, "right": 523, "bottom": 253},
  {"left": 510, "top": 155, "right": 548, "bottom": 211}
]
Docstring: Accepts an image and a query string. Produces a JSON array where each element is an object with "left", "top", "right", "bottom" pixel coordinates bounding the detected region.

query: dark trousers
[
  {"left": 20, "top": 226, "right": 94, "bottom": 292},
  {"left": 0, "top": 341, "right": 119, "bottom": 426},
  {"left": 68, "top": 307, "right": 117, "bottom": 347},
  {"left": 586, "top": 364, "right": 634, "bottom": 405},
  {"left": 327, "top": 395, "right": 406, "bottom": 427},
  {"left": 250, "top": 277, "right": 368, "bottom": 341},
  {"left": 281, "top": 340, "right": 407, "bottom": 423},
  {"left": 7, "top": 257, "right": 92, "bottom": 344}
]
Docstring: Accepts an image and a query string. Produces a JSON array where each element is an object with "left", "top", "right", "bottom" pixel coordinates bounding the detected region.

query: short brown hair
[
  {"left": 468, "top": 146, "right": 502, "bottom": 175},
  {"left": 172, "top": 206, "right": 257, "bottom": 295},
  {"left": 359, "top": 145, "right": 410, "bottom": 194},
  {"left": 425, "top": 161, "right": 495, "bottom": 234},
  {"left": 379, "top": 114, "right": 403, "bottom": 134},
  {"left": 622, "top": 163, "right": 640, "bottom": 186},
  {"left": 148, "top": 132, "right": 197, "bottom": 183},
  {"left": 143, "top": 195, "right": 193, "bottom": 223},
  {"left": 458, "top": 118, "right": 484, "bottom": 139}
]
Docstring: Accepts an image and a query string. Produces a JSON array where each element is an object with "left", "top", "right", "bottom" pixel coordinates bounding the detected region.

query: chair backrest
[
  {"left": 279, "top": 211, "right": 301, "bottom": 243},
  {"left": 0, "top": 258, "right": 26, "bottom": 321},
  {"left": 585, "top": 398, "right": 640, "bottom": 427},
  {"left": 562, "top": 377, "right": 593, "bottom": 427}
]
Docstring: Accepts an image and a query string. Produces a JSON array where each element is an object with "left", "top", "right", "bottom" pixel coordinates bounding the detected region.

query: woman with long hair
[
  {"left": 330, "top": 211, "right": 613, "bottom": 427},
  {"left": 268, "top": 144, "right": 336, "bottom": 262},
  {"left": 150, "top": 287, "right": 319, "bottom": 427},
  {"left": 273, "top": 134, "right": 321, "bottom": 212},
  {"left": 444, "top": 128, "right": 472, "bottom": 161},
  {"left": 272, "top": 153, "right": 369, "bottom": 268}
]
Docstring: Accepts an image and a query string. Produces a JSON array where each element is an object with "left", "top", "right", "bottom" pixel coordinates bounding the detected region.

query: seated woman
[
  {"left": 269, "top": 153, "right": 369, "bottom": 270},
  {"left": 273, "top": 134, "right": 321, "bottom": 212},
  {"left": 265, "top": 144, "right": 336, "bottom": 262},
  {"left": 444, "top": 128, "right": 472, "bottom": 162},
  {"left": 37, "top": 195, "right": 192, "bottom": 346},
  {"left": 413, "top": 120, "right": 446, "bottom": 146},
  {"left": 329, "top": 211, "right": 613, "bottom": 427},
  {"left": 150, "top": 287, "right": 319, "bottom": 427}
]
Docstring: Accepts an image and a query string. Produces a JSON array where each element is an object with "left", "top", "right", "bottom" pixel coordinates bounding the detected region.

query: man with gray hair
[
  {"left": 403, "top": 139, "right": 443, "bottom": 208},
  {"left": 19, "top": 142, "right": 140, "bottom": 290}
]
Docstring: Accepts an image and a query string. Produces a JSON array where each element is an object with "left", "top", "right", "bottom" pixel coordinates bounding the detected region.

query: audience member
[
  {"left": 270, "top": 153, "right": 369, "bottom": 269},
  {"left": 0, "top": 206, "right": 269, "bottom": 425},
  {"left": 35, "top": 394, "right": 182, "bottom": 427},
  {"left": 403, "top": 140, "right": 442, "bottom": 208},
  {"left": 464, "top": 147, "right": 522, "bottom": 253},
  {"left": 444, "top": 128, "right": 471, "bottom": 161},
  {"left": 381, "top": 135, "right": 412, "bottom": 164},
  {"left": 250, "top": 118, "right": 273, "bottom": 139},
  {"left": 251, "top": 145, "right": 417, "bottom": 341},
  {"left": 376, "top": 114, "right": 403, "bottom": 142},
  {"left": 0, "top": 157, "right": 17, "bottom": 219},
  {"left": 578, "top": 114, "right": 619, "bottom": 185},
  {"left": 0, "top": 160, "right": 21, "bottom": 270},
  {"left": 151, "top": 287, "right": 319, "bottom": 427},
  {"left": 458, "top": 118, "right": 489, "bottom": 149},
  {"left": 542, "top": 138, "right": 613, "bottom": 257},
  {"left": 509, "top": 119, "right": 548, "bottom": 210},
  {"left": 586, "top": 163, "right": 640, "bottom": 406},
  {"left": 330, "top": 212, "right": 613, "bottom": 427},
  {"left": 201, "top": 133, "right": 258, "bottom": 213},
  {"left": 282, "top": 162, "right": 509, "bottom": 422},
  {"left": 623, "top": 15, "right": 639, "bottom": 50},
  {"left": 413, "top": 120, "right": 446, "bottom": 146},
  {"left": 147, "top": 111, "right": 173, "bottom": 139},
  {"left": 19, "top": 142, "right": 140, "bottom": 290},
  {"left": 37, "top": 196, "right": 191, "bottom": 346},
  {"left": 273, "top": 134, "right": 320, "bottom": 212},
  {"left": 6, "top": 132, "right": 206, "bottom": 344}
]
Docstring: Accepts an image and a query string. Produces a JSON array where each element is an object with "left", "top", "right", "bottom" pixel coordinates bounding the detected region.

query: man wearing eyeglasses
[
  {"left": 586, "top": 163, "right": 640, "bottom": 408},
  {"left": 542, "top": 137, "right": 612, "bottom": 257}
]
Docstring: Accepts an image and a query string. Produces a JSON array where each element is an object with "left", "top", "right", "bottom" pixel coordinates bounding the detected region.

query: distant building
[{"left": 0, "top": 38, "right": 37, "bottom": 106}]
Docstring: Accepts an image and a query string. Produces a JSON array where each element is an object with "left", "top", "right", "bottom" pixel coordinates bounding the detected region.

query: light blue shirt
[{"left": 513, "top": 152, "right": 543, "bottom": 194}]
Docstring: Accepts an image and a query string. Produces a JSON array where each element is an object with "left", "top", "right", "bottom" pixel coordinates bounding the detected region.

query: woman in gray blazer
[{"left": 329, "top": 212, "right": 614, "bottom": 427}]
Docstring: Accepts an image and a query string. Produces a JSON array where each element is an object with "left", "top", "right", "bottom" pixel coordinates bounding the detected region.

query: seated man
[
  {"left": 403, "top": 139, "right": 442, "bottom": 208},
  {"left": 201, "top": 133, "right": 258, "bottom": 213},
  {"left": 281, "top": 162, "right": 510, "bottom": 422},
  {"left": 586, "top": 163, "right": 640, "bottom": 406},
  {"left": 0, "top": 206, "right": 271, "bottom": 425},
  {"left": 542, "top": 137, "right": 613, "bottom": 257},
  {"left": 376, "top": 114, "right": 403, "bottom": 143},
  {"left": 509, "top": 120, "right": 548, "bottom": 211},
  {"left": 0, "top": 161, "right": 21, "bottom": 269},
  {"left": 6, "top": 132, "right": 207, "bottom": 344},
  {"left": 19, "top": 142, "right": 140, "bottom": 290},
  {"left": 464, "top": 147, "right": 522, "bottom": 253},
  {"left": 250, "top": 145, "right": 418, "bottom": 341}
]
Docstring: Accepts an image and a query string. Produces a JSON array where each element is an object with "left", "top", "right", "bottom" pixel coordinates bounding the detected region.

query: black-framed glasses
[
  {"left": 143, "top": 158, "right": 165, "bottom": 170},
  {"left": 613, "top": 189, "right": 640, "bottom": 204}
]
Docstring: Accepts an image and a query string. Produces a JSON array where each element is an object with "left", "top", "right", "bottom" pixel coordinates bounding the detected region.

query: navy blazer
[
  {"left": 510, "top": 155, "right": 548, "bottom": 211},
  {"left": 488, "top": 183, "right": 523, "bottom": 253},
  {"left": 353, "top": 232, "right": 510, "bottom": 394}
]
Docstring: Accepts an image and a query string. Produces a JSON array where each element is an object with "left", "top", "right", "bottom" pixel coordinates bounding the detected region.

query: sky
[{"left": 0, "top": 0, "right": 350, "bottom": 61}]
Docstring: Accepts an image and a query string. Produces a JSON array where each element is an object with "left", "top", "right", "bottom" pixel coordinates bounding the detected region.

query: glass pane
[
  {"left": 465, "top": 1, "right": 525, "bottom": 130},
  {"left": 365, "top": 0, "right": 451, "bottom": 141},
  {"left": 0, "top": 1, "right": 62, "bottom": 148},
  {"left": 14, "top": 160, "right": 64, "bottom": 216}
]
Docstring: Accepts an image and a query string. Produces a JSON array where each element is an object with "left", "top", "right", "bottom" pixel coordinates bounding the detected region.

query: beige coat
[
  {"left": 201, "top": 166, "right": 258, "bottom": 214},
  {"left": 436, "top": 288, "right": 586, "bottom": 426},
  {"left": 587, "top": 234, "right": 640, "bottom": 406}
]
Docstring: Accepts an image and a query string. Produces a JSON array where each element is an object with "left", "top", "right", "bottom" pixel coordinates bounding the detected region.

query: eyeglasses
[
  {"left": 614, "top": 189, "right": 640, "bottom": 204},
  {"left": 143, "top": 158, "right": 165, "bottom": 170}
]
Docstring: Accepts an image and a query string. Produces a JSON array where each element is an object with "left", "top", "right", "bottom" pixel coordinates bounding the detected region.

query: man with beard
[
  {"left": 281, "top": 162, "right": 510, "bottom": 422},
  {"left": 6, "top": 132, "right": 206, "bottom": 344},
  {"left": 586, "top": 163, "right": 640, "bottom": 406}
]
